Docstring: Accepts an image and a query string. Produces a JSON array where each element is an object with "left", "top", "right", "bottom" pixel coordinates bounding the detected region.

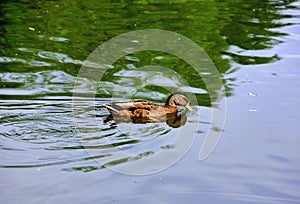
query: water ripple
[{"left": 0, "top": 98, "right": 204, "bottom": 170}]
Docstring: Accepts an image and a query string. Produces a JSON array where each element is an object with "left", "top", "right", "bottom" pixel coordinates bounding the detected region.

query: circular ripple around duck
[
  {"left": 0, "top": 100, "right": 75, "bottom": 144},
  {"left": 0, "top": 99, "right": 86, "bottom": 169}
]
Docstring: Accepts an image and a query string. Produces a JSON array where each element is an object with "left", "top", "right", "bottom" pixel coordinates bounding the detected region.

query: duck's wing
[{"left": 103, "top": 99, "right": 158, "bottom": 113}]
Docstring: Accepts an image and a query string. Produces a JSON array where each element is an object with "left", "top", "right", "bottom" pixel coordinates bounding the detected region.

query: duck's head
[{"left": 165, "top": 93, "right": 194, "bottom": 111}]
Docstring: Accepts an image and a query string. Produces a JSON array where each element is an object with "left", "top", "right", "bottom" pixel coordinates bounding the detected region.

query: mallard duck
[
  {"left": 104, "top": 110, "right": 189, "bottom": 128},
  {"left": 102, "top": 93, "right": 193, "bottom": 123}
]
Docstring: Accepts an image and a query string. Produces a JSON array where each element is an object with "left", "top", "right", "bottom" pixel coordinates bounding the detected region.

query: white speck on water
[
  {"left": 155, "top": 56, "right": 164, "bottom": 60},
  {"left": 124, "top": 47, "right": 135, "bottom": 54},
  {"left": 126, "top": 64, "right": 136, "bottom": 69},
  {"left": 249, "top": 109, "right": 257, "bottom": 112},
  {"left": 248, "top": 92, "right": 257, "bottom": 96},
  {"left": 49, "top": 36, "right": 69, "bottom": 42}
]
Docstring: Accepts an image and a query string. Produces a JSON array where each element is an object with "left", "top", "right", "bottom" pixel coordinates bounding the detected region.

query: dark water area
[{"left": 1, "top": 1, "right": 300, "bottom": 203}]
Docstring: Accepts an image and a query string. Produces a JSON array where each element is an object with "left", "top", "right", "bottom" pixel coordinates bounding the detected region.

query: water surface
[{"left": 1, "top": 1, "right": 300, "bottom": 203}]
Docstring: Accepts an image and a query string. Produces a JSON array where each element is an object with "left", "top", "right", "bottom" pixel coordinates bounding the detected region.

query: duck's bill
[{"left": 186, "top": 103, "right": 194, "bottom": 111}]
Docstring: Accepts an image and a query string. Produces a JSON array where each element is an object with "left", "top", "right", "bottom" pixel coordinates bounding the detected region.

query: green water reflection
[{"left": 1, "top": 0, "right": 293, "bottom": 94}]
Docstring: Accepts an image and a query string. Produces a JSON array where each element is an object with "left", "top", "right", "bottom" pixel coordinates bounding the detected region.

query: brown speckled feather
[{"left": 102, "top": 93, "right": 192, "bottom": 122}]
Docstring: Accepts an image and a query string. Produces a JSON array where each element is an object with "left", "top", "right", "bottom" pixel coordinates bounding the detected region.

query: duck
[{"left": 102, "top": 93, "right": 193, "bottom": 124}]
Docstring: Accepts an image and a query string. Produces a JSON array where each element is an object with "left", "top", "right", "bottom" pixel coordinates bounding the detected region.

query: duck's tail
[{"left": 102, "top": 104, "right": 119, "bottom": 113}]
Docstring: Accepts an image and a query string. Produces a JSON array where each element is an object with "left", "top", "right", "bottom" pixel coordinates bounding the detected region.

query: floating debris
[{"left": 28, "top": 27, "right": 35, "bottom": 31}]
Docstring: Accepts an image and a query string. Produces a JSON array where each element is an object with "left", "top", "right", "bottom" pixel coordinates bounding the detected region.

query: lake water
[{"left": 1, "top": 1, "right": 300, "bottom": 203}]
